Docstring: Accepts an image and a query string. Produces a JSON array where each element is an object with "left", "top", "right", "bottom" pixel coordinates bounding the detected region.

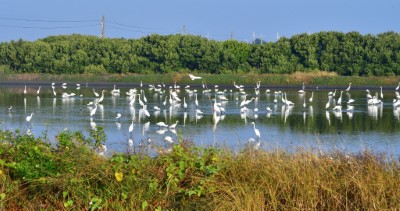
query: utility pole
[
  {"left": 230, "top": 32, "right": 233, "bottom": 40},
  {"left": 182, "top": 25, "right": 186, "bottom": 34},
  {"left": 101, "top": 16, "right": 105, "bottom": 38}
]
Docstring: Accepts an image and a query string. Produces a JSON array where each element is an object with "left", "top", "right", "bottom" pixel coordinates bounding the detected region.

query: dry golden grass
[{"left": 208, "top": 149, "right": 400, "bottom": 210}]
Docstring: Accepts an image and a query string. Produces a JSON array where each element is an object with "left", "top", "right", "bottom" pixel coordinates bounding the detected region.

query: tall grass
[{"left": 0, "top": 129, "right": 399, "bottom": 209}]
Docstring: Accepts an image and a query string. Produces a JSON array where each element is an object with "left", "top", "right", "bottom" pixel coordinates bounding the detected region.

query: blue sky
[{"left": 0, "top": 0, "right": 398, "bottom": 42}]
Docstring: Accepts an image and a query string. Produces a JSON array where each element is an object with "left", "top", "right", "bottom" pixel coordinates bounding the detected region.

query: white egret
[
  {"left": 36, "top": 86, "right": 41, "bottom": 95},
  {"left": 337, "top": 91, "right": 343, "bottom": 105},
  {"left": 111, "top": 84, "right": 120, "bottom": 94},
  {"left": 8, "top": 106, "right": 12, "bottom": 112},
  {"left": 141, "top": 90, "right": 147, "bottom": 103},
  {"left": 90, "top": 104, "right": 98, "bottom": 117},
  {"left": 156, "top": 122, "right": 168, "bottom": 128},
  {"left": 366, "top": 89, "right": 372, "bottom": 99},
  {"left": 396, "top": 82, "right": 400, "bottom": 91},
  {"left": 188, "top": 74, "right": 202, "bottom": 80},
  {"left": 309, "top": 92, "right": 313, "bottom": 103},
  {"left": 23, "top": 85, "right": 27, "bottom": 94},
  {"left": 137, "top": 93, "right": 145, "bottom": 107},
  {"left": 93, "top": 89, "right": 99, "bottom": 97},
  {"left": 116, "top": 113, "right": 122, "bottom": 120},
  {"left": 240, "top": 97, "right": 255, "bottom": 107},
  {"left": 129, "top": 120, "right": 134, "bottom": 133},
  {"left": 97, "top": 90, "right": 106, "bottom": 104},
  {"left": 183, "top": 97, "right": 187, "bottom": 110},
  {"left": 164, "top": 136, "right": 174, "bottom": 144},
  {"left": 345, "top": 83, "right": 352, "bottom": 92},
  {"left": 169, "top": 120, "right": 179, "bottom": 129},
  {"left": 284, "top": 93, "right": 294, "bottom": 106},
  {"left": 298, "top": 82, "right": 305, "bottom": 94},
  {"left": 250, "top": 122, "right": 261, "bottom": 140},
  {"left": 52, "top": 86, "right": 57, "bottom": 97},
  {"left": 26, "top": 113, "right": 34, "bottom": 122},
  {"left": 380, "top": 87, "right": 383, "bottom": 99},
  {"left": 325, "top": 98, "right": 330, "bottom": 110}
]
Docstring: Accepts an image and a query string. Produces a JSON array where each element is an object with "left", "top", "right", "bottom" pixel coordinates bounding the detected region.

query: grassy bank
[
  {"left": 1, "top": 72, "right": 400, "bottom": 87},
  {"left": 0, "top": 129, "right": 399, "bottom": 209}
]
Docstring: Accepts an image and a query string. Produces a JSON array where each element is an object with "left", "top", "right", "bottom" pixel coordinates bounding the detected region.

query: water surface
[{"left": 0, "top": 83, "right": 399, "bottom": 155}]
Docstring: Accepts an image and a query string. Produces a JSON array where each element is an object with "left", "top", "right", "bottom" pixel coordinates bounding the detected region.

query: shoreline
[{"left": 1, "top": 72, "right": 399, "bottom": 90}]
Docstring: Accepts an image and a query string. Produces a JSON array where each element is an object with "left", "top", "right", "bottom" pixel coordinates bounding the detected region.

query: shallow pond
[{"left": 0, "top": 82, "right": 399, "bottom": 155}]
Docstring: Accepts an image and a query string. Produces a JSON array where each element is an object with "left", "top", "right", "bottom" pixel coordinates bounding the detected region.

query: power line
[
  {"left": 0, "top": 24, "right": 100, "bottom": 30},
  {"left": 0, "top": 17, "right": 100, "bottom": 23}
]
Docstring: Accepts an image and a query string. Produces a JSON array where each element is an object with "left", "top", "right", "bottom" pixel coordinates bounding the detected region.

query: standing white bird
[
  {"left": 36, "top": 86, "right": 41, "bottom": 95},
  {"left": 250, "top": 122, "right": 261, "bottom": 140},
  {"left": 23, "top": 85, "right": 27, "bottom": 94},
  {"left": 97, "top": 90, "right": 106, "bottom": 104},
  {"left": 309, "top": 92, "right": 313, "bottom": 103},
  {"left": 26, "top": 113, "right": 34, "bottom": 122},
  {"left": 52, "top": 86, "right": 57, "bottom": 97},
  {"left": 298, "top": 82, "right": 305, "bottom": 94},
  {"left": 380, "top": 87, "right": 384, "bottom": 99},
  {"left": 169, "top": 120, "right": 179, "bottom": 129},
  {"left": 284, "top": 93, "right": 294, "bottom": 106},
  {"left": 90, "top": 104, "right": 98, "bottom": 117},
  {"left": 129, "top": 120, "right": 134, "bottom": 133},
  {"left": 337, "top": 91, "right": 343, "bottom": 105},
  {"left": 396, "top": 82, "right": 400, "bottom": 91},
  {"left": 93, "top": 89, "right": 99, "bottom": 97},
  {"left": 345, "top": 83, "right": 352, "bottom": 92},
  {"left": 325, "top": 98, "right": 330, "bottom": 110},
  {"left": 183, "top": 97, "right": 187, "bottom": 110}
]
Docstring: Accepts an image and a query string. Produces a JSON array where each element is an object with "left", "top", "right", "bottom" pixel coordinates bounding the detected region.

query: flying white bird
[{"left": 188, "top": 74, "right": 202, "bottom": 80}]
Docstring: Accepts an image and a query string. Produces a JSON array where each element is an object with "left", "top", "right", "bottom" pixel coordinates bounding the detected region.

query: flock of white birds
[{"left": 10, "top": 74, "right": 400, "bottom": 154}]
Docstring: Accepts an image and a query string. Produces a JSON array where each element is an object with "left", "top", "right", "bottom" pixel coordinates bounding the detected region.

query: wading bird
[
  {"left": 250, "top": 122, "right": 261, "bottom": 140},
  {"left": 26, "top": 113, "right": 34, "bottom": 122}
]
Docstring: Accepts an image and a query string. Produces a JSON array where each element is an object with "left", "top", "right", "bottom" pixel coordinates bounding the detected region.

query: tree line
[{"left": 0, "top": 31, "right": 399, "bottom": 76}]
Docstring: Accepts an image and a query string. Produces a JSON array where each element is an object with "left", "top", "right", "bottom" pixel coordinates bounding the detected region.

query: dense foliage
[{"left": 0, "top": 31, "right": 399, "bottom": 76}]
